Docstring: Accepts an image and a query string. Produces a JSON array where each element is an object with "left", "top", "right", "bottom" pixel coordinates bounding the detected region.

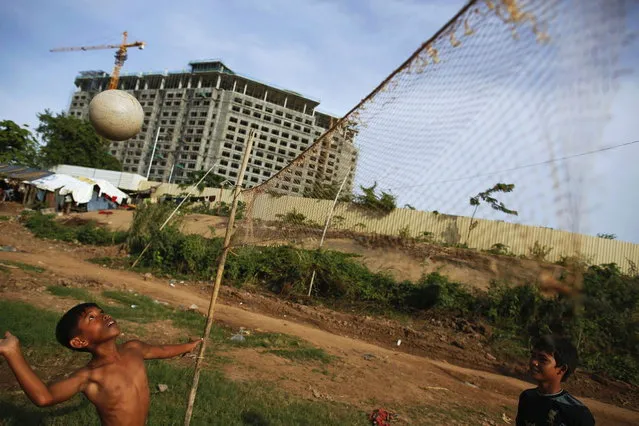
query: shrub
[
  {"left": 398, "top": 273, "right": 477, "bottom": 313},
  {"left": 487, "top": 243, "right": 510, "bottom": 256},
  {"left": 529, "top": 241, "right": 553, "bottom": 261},
  {"left": 217, "top": 201, "right": 246, "bottom": 220},
  {"left": 398, "top": 225, "right": 411, "bottom": 240},
  {"left": 23, "top": 212, "right": 127, "bottom": 245},
  {"left": 276, "top": 209, "right": 307, "bottom": 226},
  {"left": 185, "top": 202, "right": 217, "bottom": 216},
  {"left": 353, "top": 182, "right": 396, "bottom": 215},
  {"left": 127, "top": 202, "right": 182, "bottom": 254},
  {"left": 122, "top": 216, "right": 639, "bottom": 384},
  {"left": 484, "top": 264, "right": 639, "bottom": 383},
  {"left": 415, "top": 231, "right": 435, "bottom": 243}
]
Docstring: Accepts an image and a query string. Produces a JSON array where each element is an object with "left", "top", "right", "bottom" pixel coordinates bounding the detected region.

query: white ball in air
[{"left": 88, "top": 90, "right": 144, "bottom": 141}]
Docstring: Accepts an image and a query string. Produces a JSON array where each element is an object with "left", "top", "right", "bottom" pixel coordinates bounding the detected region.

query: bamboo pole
[{"left": 183, "top": 130, "right": 255, "bottom": 426}]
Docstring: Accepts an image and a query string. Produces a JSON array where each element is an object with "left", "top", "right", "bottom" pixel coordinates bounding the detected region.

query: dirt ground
[{"left": 0, "top": 206, "right": 638, "bottom": 425}]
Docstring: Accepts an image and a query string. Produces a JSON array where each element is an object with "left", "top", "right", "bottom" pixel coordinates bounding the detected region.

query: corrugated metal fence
[{"left": 248, "top": 193, "right": 639, "bottom": 273}]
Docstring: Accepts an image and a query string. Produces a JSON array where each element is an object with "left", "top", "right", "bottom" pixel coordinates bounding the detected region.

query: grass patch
[
  {"left": 229, "top": 332, "right": 301, "bottom": 349},
  {"left": 22, "top": 212, "right": 127, "bottom": 246},
  {"left": 0, "top": 260, "right": 45, "bottom": 273},
  {"left": 268, "top": 347, "right": 334, "bottom": 364},
  {"left": 0, "top": 299, "right": 365, "bottom": 425},
  {"left": 0, "top": 300, "right": 62, "bottom": 349},
  {"left": 0, "top": 215, "right": 11, "bottom": 221},
  {"left": 47, "top": 286, "right": 94, "bottom": 301},
  {"left": 45, "top": 286, "right": 330, "bottom": 364},
  {"left": 1, "top": 362, "right": 365, "bottom": 426},
  {"left": 46, "top": 286, "right": 207, "bottom": 337},
  {"left": 100, "top": 290, "right": 209, "bottom": 336},
  {"left": 0, "top": 300, "right": 86, "bottom": 367},
  {"left": 230, "top": 332, "right": 335, "bottom": 364}
]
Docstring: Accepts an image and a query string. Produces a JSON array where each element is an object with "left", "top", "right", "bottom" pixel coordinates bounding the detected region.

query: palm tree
[{"left": 467, "top": 183, "right": 518, "bottom": 243}]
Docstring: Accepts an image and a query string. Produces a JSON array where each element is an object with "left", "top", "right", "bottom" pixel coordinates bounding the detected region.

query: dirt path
[{"left": 0, "top": 221, "right": 637, "bottom": 424}]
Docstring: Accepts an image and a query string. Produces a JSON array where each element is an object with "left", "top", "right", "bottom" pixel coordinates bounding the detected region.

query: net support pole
[
  {"left": 146, "top": 127, "right": 161, "bottom": 179},
  {"left": 131, "top": 162, "right": 219, "bottom": 269},
  {"left": 183, "top": 130, "right": 255, "bottom": 426},
  {"left": 307, "top": 167, "right": 352, "bottom": 297}
]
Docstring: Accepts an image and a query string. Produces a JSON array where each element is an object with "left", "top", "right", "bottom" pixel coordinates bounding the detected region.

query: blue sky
[
  {"left": 0, "top": 0, "right": 465, "bottom": 125},
  {"left": 1, "top": 0, "right": 638, "bottom": 242}
]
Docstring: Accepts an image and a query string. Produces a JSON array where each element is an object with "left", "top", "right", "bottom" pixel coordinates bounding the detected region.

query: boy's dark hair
[
  {"left": 56, "top": 303, "right": 100, "bottom": 352},
  {"left": 532, "top": 335, "right": 578, "bottom": 382}
]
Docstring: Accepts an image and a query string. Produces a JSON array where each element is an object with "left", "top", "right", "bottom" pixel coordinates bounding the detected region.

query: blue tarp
[{"left": 86, "top": 190, "right": 118, "bottom": 212}]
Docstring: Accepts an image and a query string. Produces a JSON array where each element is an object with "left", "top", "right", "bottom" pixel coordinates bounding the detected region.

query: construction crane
[{"left": 51, "top": 31, "right": 145, "bottom": 90}]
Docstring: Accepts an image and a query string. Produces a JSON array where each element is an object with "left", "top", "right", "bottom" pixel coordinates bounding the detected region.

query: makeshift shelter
[
  {"left": 0, "top": 164, "right": 53, "bottom": 203},
  {"left": 75, "top": 177, "right": 128, "bottom": 211},
  {"left": 50, "top": 164, "right": 146, "bottom": 191},
  {"left": 26, "top": 174, "right": 93, "bottom": 211},
  {"left": 26, "top": 174, "right": 128, "bottom": 212},
  {"left": 0, "top": 164, "right": 53, "bottom": 182}
]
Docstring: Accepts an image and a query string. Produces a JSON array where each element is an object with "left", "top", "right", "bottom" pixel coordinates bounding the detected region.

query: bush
[
  {"left": 353, "top": 182, "right": 396, "bottom": 215},
  {"left": 576, "top": 264, "right": 639, "bottom": 382},
  {"left": 398, "top": 225, "right": 411, "bottom": 240},
  {"left": 23, "top": 212, "right": 127, "bottom": 245},
  {"left": 276, "top": 209, "right": 307, "bottom": 226},
  {"left": 529, "top": 241, "right": 553, "bottom": 261},
  {"left": 127, "top": 202, "right": 182, "bottom": 254},
  {"left": 123, "top": 212, "right": 639, "bottom": 383},
  {"left": 387, "top": 273, "right": 477, "bottom": 313},
  {"left": 185, "top": 202, "right": 217, "bottom": 216},
  {"left": 487, "top": 243, "right": 510, "bottom": 256},
  {"left": 217, "top": 201, "right": 246, "bottom": 220},
  {"left": 415, "top": 231, "right": 435, "bottom": 243},
  {"left": 484, "top": 264, "right": 639, "bottom": 383}
]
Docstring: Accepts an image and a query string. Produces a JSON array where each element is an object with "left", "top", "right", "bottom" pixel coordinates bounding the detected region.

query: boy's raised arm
[
  {"left": 0, "top": 331, "right": 89, "bottom": 407},
  {"left": 125, "top": 338, "right": 203, "bottom": 360}
]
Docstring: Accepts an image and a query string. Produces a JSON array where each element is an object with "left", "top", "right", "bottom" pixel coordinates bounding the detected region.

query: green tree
[
  {"left": 0, "top": 120, "right": 39, "bottom": 167},
  {"left": 597, "top": 233, "right": 616, "bottom": 240},
  {"left": 353, "top": 181, "right": 396, "bottom": 215},
  {"left": 303, "top": 181, "right": 352, "bottom": 201},
  {"left": 178, "top": 169, "right": 226, "bottom": 192},
  {"left": 36, "top": 110, "right": 121, "bottom": 171},
  {"left": 467, "top": 183, "right": 518, "bottom": 242}
]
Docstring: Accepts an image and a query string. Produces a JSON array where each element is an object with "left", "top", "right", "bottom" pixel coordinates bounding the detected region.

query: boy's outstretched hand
[
  {"left": 186, "top": 337, "right": 204, "bottom": 353},
  {"left": 0, "top": 331, "right": 20, "bottom": 356}
]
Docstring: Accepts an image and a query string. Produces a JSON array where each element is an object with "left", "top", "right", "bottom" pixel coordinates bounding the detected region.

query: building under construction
[{"left": 68, "top": 60, "right": 357, "bottom": 195}]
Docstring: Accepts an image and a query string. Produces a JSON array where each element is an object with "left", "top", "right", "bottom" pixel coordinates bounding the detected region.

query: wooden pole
[{"left": 183, "top": 130, "right": 255, "bottom": 426}]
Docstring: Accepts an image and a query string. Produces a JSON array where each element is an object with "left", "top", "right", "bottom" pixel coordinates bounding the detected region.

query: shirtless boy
[{"left": 0, "top": 302, "right": 202, "bottom": 426}]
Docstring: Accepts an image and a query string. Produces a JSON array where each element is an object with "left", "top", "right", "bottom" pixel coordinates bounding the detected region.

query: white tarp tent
[
  {"left": 29, "top": 174, "right": 94, "bottom": 204},
  {"left": 30, "top": 174, "right": 129, "bottom": 205},
  {"left": 50, "top": 165, "right": 147, "bottom": 191},
  {"left": 76, "top": 177, "right": 128, "bottom": 204}
]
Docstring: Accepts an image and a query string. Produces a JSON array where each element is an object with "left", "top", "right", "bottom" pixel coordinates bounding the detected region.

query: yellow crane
[{"left": 51, "top": 31, "right": 145, "bottom": 90}]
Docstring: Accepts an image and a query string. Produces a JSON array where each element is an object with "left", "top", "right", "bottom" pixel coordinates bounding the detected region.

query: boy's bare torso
[
  {"left": 1, "top": 306, "right": 200, "bottom": 425},
  {"left": 80, "top": 342, "right": 150, "bottom": 426}
]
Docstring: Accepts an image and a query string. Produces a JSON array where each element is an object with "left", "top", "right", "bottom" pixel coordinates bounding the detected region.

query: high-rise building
[{"left": 68, "top": 60, "right": 357, "bottom": 195}]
